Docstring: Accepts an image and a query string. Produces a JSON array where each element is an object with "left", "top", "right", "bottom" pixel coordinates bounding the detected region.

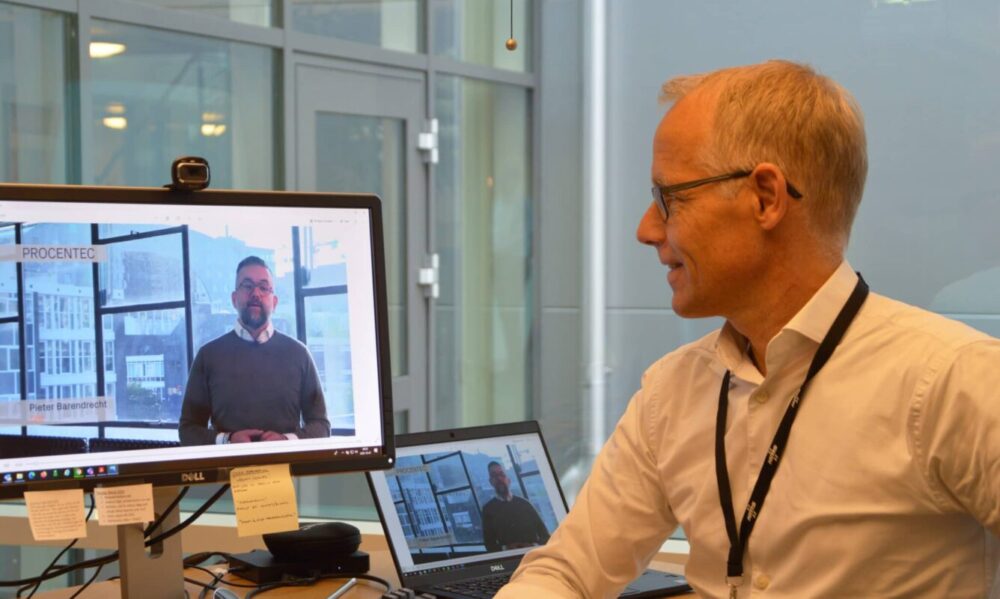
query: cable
[
  {"left": 67, "top": 562, "right": 104, "bottom": 599},
  {"left": 194, "top": 569, "right": 225, "bottom": 599},
  {"left": 185, "top": 566, "right": 258, "bottom": 589},
  {"left": 18, "top": 494, "right": 98, "bottom": 598},
  {"left": 144, "top": 485, "right": 190, "bottom": 537},
  {"left": 0, "top": 484, "right": 231, "bottom": 588},
  {"left": 145, "top": 484, "right": 229, "bottom": 548},
  {"left": 243, "top": 572, "right": 392, "bottom": 598},
  {"left": 183, "top": 552, "right": 233, "bottom": 569}
]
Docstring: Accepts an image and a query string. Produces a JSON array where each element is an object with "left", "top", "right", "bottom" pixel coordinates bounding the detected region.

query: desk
[
  {"left": 39, "top": 539, "right": 690, "bottom": 597},
  {"left": 39, "top": 548, "right": 394, "bottom": 598}
]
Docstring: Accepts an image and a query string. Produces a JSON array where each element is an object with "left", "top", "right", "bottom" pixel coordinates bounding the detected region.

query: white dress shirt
[
  {"left": 497, "top": 262, "right": 1000, "bottom": 598},
  {"left": 233, "top": 319, "right": 275, "bottom": 344}
]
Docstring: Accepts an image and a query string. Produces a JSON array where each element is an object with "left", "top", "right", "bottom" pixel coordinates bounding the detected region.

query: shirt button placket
[{"left": 754, "top": 574, "right": 770, "bottom": 590}]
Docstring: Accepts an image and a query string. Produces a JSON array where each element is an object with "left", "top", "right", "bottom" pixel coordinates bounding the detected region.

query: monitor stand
[{"left": 116, "top": 487, "right": 184, "bottom": 598}]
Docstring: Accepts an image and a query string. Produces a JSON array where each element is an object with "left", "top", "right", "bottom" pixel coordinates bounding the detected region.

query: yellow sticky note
[
  {"left": 24, "top": 488, "right": 87, "bottom": 541},
  {"left": 94, "top": 484, "right": 155, "bottom": 526},
  {"left": 230, "top": 464, "right": 299, "bottom": 537}
]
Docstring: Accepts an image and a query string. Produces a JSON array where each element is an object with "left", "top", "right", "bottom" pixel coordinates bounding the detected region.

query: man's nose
[{"left": 636, "top": 201, "right": 666, "bottom": 247}]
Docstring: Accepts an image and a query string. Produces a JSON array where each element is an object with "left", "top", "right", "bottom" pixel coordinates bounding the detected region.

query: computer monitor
[{"left": 0, "top": 183, "right": 395, "bottom": 595}]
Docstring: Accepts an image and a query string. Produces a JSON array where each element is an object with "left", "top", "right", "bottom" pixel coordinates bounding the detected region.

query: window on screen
[{"left": 0, "top": 220, "right": 355, "bottom": 442}]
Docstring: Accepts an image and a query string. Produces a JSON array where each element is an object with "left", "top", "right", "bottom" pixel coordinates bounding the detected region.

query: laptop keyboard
[{"left": 429, "top": 572, "right": 512, "bottom": 598}]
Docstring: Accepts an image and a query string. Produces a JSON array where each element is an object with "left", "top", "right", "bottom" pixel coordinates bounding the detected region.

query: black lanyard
[{"left": 715, "top": 274, "right": 869, "bottom": 596}]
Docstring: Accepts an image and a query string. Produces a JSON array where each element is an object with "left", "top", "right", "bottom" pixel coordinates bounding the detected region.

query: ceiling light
[
  {"left": 102, "top": 117, "right": 127, "bottom": 130},
  {"left": 89, "top": 42, "right": 126, "bottom": 59},
  {"left": 201, "top": 123, "right": 227, "bottom": 137}
]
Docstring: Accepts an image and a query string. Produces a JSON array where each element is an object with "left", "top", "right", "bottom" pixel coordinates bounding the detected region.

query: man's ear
[
  {"left": 231, "top": 291, "right": 238, "bottom": 310},
  {"left": 748, "top": 162, "right": 790, "bottom": 231}
]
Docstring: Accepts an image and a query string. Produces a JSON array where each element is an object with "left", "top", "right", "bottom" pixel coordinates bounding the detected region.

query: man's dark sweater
[
  {"left": 481, "top": 495, "right": 550, "bottom": 552},
  {"left": 178, "top": 331, "right": 330, "bottom": 446}
]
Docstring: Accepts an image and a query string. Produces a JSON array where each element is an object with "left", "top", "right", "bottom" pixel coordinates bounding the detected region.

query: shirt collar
[
  {"left": 234, "top": 319, "right": 275, "bottom": 344},
  {"left": 714, "top": 260, "right": 858, "bottom": 373},
  {"left": 783, "top": 260, "right": 859, "bottom": 344}
]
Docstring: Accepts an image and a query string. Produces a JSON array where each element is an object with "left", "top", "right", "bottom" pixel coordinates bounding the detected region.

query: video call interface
[
  {"left": 0, "top": 197, "right": 387, "bottom": 482},
  {"left": 370, "top": 434, "right": 567, "bottom": 574}
]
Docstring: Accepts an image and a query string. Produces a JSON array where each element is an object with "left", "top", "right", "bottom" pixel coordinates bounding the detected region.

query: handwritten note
[
  {"left": 230, "top": 464, "right": 298, "bottom": 537},
  {"left": 24, "top": 489, "right": 87, "bottom": 541},
  {"left": 94, "top": 484, "right": 154, "bottom": 526}
]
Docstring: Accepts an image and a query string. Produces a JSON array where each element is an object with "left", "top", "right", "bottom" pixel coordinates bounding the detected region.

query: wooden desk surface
[
  {"left": 42, "top": 544, "right": 690, "bottom": 597},
  {"left": 39, "top": 547, "right": 400, "bottom": 598}
]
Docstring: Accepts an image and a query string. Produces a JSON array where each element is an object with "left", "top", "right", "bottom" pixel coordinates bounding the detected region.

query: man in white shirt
[{"left": 497, "top": 60, "right": 1000, "bottom": 598}]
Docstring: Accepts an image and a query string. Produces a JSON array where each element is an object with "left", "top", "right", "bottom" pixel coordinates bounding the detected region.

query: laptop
[{"left": 367, "top": 421, "right": 692, "bottom": 598}]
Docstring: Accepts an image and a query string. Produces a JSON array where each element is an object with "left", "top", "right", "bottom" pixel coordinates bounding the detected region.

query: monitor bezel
[{"left": 0, "top": 183, "right": 396, "bottom": 499}]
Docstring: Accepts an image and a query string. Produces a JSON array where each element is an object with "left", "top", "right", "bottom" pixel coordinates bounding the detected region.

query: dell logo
[
  {"left": 490, "top": 564, "right": 505, "bottom": 573},
  {"left": 181, "top": 472, "right": 205, "bottom": 482}
]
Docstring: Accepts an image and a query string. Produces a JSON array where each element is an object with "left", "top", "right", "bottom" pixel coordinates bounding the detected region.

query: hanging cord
[{"left": 505, "top": 0, "right": 518, "bottom": 50}]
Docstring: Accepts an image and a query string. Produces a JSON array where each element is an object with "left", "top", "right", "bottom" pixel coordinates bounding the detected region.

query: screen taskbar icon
[
  {"left": 0, "top": 472, "right": 26, "bottom": 485},
  {"left": 0, "top": 464, "right": 119, "bottom": 483}
]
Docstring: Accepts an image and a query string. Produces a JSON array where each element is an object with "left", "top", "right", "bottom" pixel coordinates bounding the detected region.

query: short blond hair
[{"left": 661, "top": 60, "right": 867, "bottom": 251}]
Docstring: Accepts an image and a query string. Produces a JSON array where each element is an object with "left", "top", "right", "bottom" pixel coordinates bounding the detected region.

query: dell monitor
[{"left": 0, "top": 183, "right": 395, "bottom": 596}]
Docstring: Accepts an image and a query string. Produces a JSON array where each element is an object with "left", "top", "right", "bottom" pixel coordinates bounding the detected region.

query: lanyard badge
[{"left": 715, "top": 275, "right": 869, "bottom": 596}]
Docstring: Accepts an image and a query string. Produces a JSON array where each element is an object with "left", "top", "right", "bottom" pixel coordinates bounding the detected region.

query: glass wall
[
  {"left": 89, "top": 20, "right": 277, "bottom": 189},
  {"left": 290, "top": 0, "right": 423, "bottom": 53},
  {"left": 314, "top": 113, "right": 408, "bottom": 377},
  {"left": 0, "top": 4, "right": 73, "bottom": 184},
  {"left": 434, "top": 76, "right": 532, "bottom": 428},
  {"left": 432, "top": 0, "right": 531, "bottom": 72},
  {"left": 124, "top": 0, "right": 275, "bottom": 27},
  {"left": 601, "top": 0, "right": 1000, "bottom": 502}
]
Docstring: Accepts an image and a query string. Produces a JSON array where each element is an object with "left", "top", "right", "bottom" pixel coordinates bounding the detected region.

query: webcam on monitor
[{"left": 167, "top": 155, "right": 211, "bottom": 192}]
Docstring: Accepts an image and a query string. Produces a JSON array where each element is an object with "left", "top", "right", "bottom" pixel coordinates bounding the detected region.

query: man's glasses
[
  {"left": 650, "top": 169, "right": 803, "bottom": 221},
  {"left": 236, "top": 280, "right": 273, "bottom": 295}
]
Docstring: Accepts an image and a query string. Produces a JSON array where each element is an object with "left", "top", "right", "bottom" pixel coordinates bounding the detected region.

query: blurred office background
[{"left": 2, "top": 0, "right": 999, "bottom": 590}]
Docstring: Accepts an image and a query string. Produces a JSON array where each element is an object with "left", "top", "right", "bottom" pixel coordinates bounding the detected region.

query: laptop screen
[{"left": 368, "top": 425, "right": 568, "bottom": 576}]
